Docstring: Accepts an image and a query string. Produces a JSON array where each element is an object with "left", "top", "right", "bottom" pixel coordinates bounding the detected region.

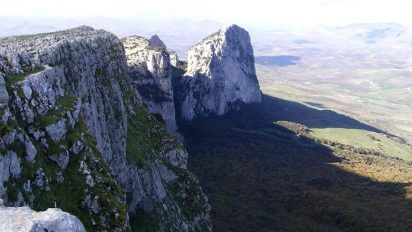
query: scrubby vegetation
[
  {"left": 126, "top": 106, "right": 182, "bottom": 164},
  {"left": 4, "top": 81, "right": 129, "bottom": 231},
  {"left": 5, "top": 117, "right": 129, "bottom": 231},
  {"left": 181, "top": 95, "right": 412, "bottom": 232},
  {"left": 4, "top": 67, "right": 45, "bottom": 93}
]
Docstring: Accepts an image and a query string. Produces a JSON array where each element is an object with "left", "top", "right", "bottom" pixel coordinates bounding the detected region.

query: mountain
[
  {"left": 0, "top": 26, "right": 213, "bottom": 231},
  {"left": 3, "top": 22, "right": 410, "bottom": 232},
  {"left": 0, "top": 17, "right": 223, "bottom": 58},
  {"left": 175, "top": 25, "right": 262, "bottom": 120},
  {"left": 0, "top": 24, "right": 261, "bottom": 231}
]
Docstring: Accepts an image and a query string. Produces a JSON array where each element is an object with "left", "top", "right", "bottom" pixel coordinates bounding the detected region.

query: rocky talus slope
[
  {"left": 175, "top": 24, "right": 262, "bottom": 120},
  {"left": 0, "top": 26, "right": 211, "bottom": 231}
]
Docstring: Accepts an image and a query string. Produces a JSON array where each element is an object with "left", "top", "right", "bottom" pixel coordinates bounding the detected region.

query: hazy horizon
[{"left": 3, "top": 0, "right": 412, "bottom": 29}]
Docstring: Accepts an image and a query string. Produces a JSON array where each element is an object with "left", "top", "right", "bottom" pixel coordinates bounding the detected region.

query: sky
[{"left": 2, "top": 0, "right": 412, "bottom": 27}]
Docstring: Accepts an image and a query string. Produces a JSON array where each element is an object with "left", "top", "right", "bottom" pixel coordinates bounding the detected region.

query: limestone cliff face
[
  {"left": 177, "top": 24, "right": 262, "bottom": 120},
  {"left": 0, "top": 26, "right": 130, "bottom": 231},
  {"left": 0, "top": 26, "right": 211, "bottom": 231},
  {"left": 122, "top": 35, "right": 178, "bottom": 135},
  {"left": 0, "top": 23, "right": 262, "bottom": 231}
]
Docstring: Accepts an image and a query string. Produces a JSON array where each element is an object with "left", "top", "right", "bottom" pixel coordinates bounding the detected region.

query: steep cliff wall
[
  {"left": 0, "top": 26, "right": 211, "bottom": 231},
  {"left": 0, "top": 23, "right": 261, "bottom": 231},
  {"left": 122, "top": 35, "right": 178, "bottom": 135},
  {"left": 176, "top": 24, "right": 262, "bottom": 120}
]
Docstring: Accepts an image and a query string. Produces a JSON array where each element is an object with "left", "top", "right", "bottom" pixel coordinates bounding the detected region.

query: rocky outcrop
[
  {"left": 149, "top": 35, "right": 167, "bottom": 51},
  {"left": 0, "top": 26, "right": 211, "bottom": 231},
  {"left": 170, "top": 51, "right": 183, "bottom": 68},
  {"left": 176, "top": 24, "right": 262, "bottom": 120},
  {"left": 0, "top": 26, "right": 131, "bottom": 231},
  {"left": 0, "top": 201, "right": 86, "bottom": 232},
  {"left": 122, "top": 35, "right": 178, "bottom": 135},
  {"left": 0, "top": 74, "right": 9, "bottom": 104}
]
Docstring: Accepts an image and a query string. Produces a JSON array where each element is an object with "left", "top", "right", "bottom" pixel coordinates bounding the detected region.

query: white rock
[
  {"left": 169, "top": 51, "right": 180, "bottom": 67},
  {"left": 180, "top": 24, "right": 262, "bottom": 120},
  {"left": 0, "top": 205, "right": 86, "bottom": 232}
]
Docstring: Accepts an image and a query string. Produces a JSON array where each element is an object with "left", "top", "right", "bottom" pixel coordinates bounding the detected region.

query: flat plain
[{"left": 254, "top": 24, "right": 412, "bottom": 156}]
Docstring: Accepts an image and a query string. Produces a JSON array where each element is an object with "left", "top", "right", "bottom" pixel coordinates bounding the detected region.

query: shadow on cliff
[{"left": 178, "top": 94, "right": 412, "bottom": 232}]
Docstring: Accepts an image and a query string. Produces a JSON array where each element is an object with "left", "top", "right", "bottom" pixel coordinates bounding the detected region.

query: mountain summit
[{"left": 177, "top": 24, "right": 262, "bottom": 120}]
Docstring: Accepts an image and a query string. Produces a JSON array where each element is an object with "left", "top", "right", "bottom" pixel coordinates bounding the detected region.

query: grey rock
[
  {"left": 84, "top": 195, "right": 99, "bottom": 214},
  {"left": 32, "top": 130, "right": 45, "bottom": 141},
  {"left": 85, "top": 175, "right": 95, "bottom": 187},
  {"left": 0, "top": 151, "right": 21, "bottom": 196},
  {"left": 0, "top": 74, "right": 9, "bottom": 104},
  {"left": 123, "top": 35, "right": 179, "bottom": 135},
  {"left": 1, "top": 26, "right": 213, "bottom": 231},
  {"left": 149, "top": 35, "right": 168, "bottom": 51},
  {"left": 40, "top": 137, "right": 48, "bottom": 148},
  {"left": 23, "top": 180, "right": 32, "bottom": 193},
  {"left": 24, "top": 139, "right": 37, "bottom": 162},
  {"left": 169, "top": 51, "right": 180, "bottom": 67},
  {"left": 78, "top": 160, "right": 90, "bottom": 175},
  {"left": 22, "top": 83, "right": 32, "bottom": 100},
  {"left": 70, "top": 140, "right": 84, "bottom": 155},
  {"left": 45, "top": 119, "right": 67, "bottom": 142},
  {"left": 1, "top": 107, "right": 10, "bottom": 124},
  {"left": 49, "top": 151, "right": 69, "bottom": 170},
  {"left": 34, "top": 168, "right": 46, "bottom": 188}
]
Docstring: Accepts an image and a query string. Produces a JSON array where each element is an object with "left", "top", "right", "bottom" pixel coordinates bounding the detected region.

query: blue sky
[{"left": 2, "top": 0, "right": 412, "bottom": 26}]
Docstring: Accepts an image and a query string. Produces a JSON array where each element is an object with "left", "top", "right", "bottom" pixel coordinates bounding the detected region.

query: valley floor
[
  {"left": 180, "top": 95, "right": 412, "bottom": 232},
  {"left": 256, "top": 64, "right": 412, "bottom": 145}
]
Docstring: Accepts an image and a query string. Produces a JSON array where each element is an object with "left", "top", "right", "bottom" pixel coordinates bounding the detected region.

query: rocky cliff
[
  {"left": 122, "top": 35, "right": 178, "bottom": 135},
  {"left": 175, "top": 24, "right": 262, "bottom": 120},
  {"left": 0, "top": 26, "right": 211, "bottom": 231},
  {"left": 0, "top": 23, "right": 261, "bottom": 231}
]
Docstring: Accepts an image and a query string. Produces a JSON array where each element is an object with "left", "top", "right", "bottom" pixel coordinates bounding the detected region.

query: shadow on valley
[
  {"left": 259, "top": 95, "right": 385, "bottom": 133},
  {"left": 178, "top": 94, "right": 412, "bottom": 232}
]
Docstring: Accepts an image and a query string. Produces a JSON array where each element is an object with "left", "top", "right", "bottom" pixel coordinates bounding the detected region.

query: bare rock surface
[
  {"left": 0, "top": 26, "right": 211, "bottom": 231},
  {"left": 178, "top": 24, "right": 262, "bottom": 120},
  {"left": 0, "top": 203, "right": 85, "bottom": 232}
]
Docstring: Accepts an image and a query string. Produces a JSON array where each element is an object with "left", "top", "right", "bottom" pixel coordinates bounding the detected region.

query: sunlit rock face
[
  {"left": 0, "top": 203, "right": 86, "bottom": 232},
  {"left": 178, "top": 24, "right": 262, "bottom": 120},
  {"left": 0, "top": 26, "right": 211, "bottom": 231}
]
